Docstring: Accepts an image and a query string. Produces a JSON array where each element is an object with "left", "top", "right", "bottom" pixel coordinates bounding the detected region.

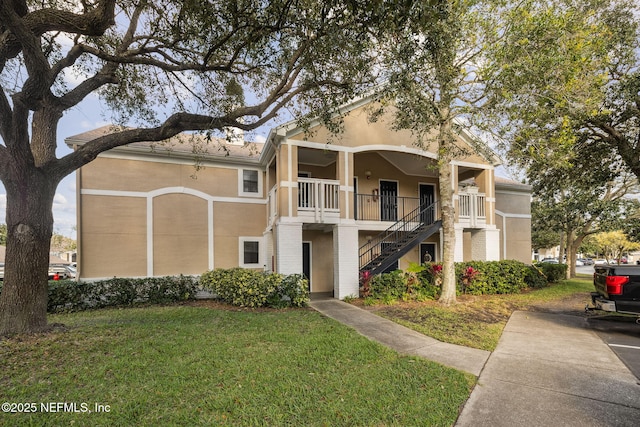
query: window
[
  {"left": 239, "top": 169, "right": 262, "bottom": 197},
  {"left": 244, "top": 241, "right": 259, "bottom": 264},
  {"left": 239, "top": 237, "right": 262, "bottom": 267},
  {"left": 243, "top": 170, "right": 258, "bottom": 193}
]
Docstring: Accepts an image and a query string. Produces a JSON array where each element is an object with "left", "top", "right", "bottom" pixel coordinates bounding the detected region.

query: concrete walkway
[
  {"left": 309, "top": 299, "right": 640, "bottom": 427},
  {"left": 309, "top": 298, "right": 490, "bottom": 376}
]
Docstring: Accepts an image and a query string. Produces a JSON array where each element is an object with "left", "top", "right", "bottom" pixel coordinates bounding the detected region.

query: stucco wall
[
  {"left": 80, "top": 195, "right": 147, "bottom": 278},
  {"left": 495, "top": 185, "right": 532, "bottom": 263},
  {"left": 290, "top": 104, "right": 490, "bottom": 166},
  {"left": 153, "top": 193, "right": 209, "bottom": 275},
  {"left": 302, "top": 230, "right": 334, "bottom": 293},
  {"left": 213, "top": 202, "right": 267, "bottom": 269},
  {"left": 79, "top": 156, "right": 266, "bottom": 278}
]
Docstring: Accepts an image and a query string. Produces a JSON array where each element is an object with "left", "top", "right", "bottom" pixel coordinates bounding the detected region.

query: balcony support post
[
  {"left": 275, "top": 222, "right": 303, "bottom": 275},
  {"left": 333, "top": 223, "right": 359, "bottom": 299}
]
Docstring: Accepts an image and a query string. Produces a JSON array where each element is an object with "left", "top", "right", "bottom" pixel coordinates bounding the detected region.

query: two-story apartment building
[{"left": 66, "top": 96, "right": 531, "bottom": 299}]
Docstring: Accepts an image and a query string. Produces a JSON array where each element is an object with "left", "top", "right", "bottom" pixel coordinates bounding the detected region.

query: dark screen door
[
  {"left": 302, "top": 242, "right": 311, "bottom": 291},
  {"left": 419, "top": 184, "right": 435, "bottom": 224},
  {"left": 380, "top": 180, "right": 398, "bottom": 221}
]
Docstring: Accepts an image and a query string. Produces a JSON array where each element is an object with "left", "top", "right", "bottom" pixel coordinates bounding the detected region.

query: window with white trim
[
  {"left": 239, "top": 237, "right": 262, "bottom": 267},
  {"left": 238, "top": 169, "right": 263, "bottom": 197}
]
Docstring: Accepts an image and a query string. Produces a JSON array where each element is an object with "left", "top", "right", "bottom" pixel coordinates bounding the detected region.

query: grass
[
  {"left": 0, "top": 303, "right": 475, "bottom": 426},
  {"left": 361, "top": 276, "right": 594, "bottom": 352}
]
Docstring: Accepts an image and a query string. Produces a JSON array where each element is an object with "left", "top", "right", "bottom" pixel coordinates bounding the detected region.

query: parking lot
[
  {"left": 586, "top": 315, "right": 640, "bottom": 380},
  {"left": 570, "top": 265, "right": 640, "bottom": 380}
]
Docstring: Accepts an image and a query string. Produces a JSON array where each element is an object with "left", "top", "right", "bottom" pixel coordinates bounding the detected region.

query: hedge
[
  {"left": 0, "top": 275, "right": 200, "bottom": 313},
  {"left": 364, "top": 260, "right": 554, "bottom": 303},
  {"left": 534, "top": 262, "right": 568, "bottom": 283},
  {"left": 199, "top": 267, "right": 309, "bottom": 308},
  {"left": 364, "top": 269, "right": 439, "bottom": 304}
]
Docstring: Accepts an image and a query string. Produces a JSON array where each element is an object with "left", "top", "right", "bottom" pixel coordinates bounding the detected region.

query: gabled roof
[
  {"left": 65, "top": 126, "right": 265, "bottom": 165},
  {"left": 65, "top": 93, "right": 502, "bottom": 168},
  {"left": 264, "top": 93, "right": 502, "bottom": 167},
  {"left": 495, "top": 176, "right": 532, "bottom": 192}
]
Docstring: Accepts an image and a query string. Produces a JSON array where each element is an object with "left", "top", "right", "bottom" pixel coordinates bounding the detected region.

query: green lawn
[
  {"left": 1, "top": 304, "right": 474, "bottom": 426},
  {"left": 364, "top": 277, "right": 594, "bottom": 352}
]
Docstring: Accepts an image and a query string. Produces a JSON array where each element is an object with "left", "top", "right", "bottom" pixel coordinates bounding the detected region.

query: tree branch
[{"left": 0, "top": 1, "right": 116, "bottom": 63}]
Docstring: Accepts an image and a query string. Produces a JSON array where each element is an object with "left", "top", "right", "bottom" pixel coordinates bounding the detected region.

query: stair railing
[{"left": 359, "top": 200, "right": 439, "bottom": 270}]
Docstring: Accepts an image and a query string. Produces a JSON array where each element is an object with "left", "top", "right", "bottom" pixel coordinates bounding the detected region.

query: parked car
[
  {"left": 581, "top": 258, "right": 595, "bottom": 265},
  {"left": 65, "top": 265, "right": 77, "bottom": 278},
  {"left": 589, "top": 264, "right": 640, "bottom": 318},
  {"left": 48, "top": 265, "right": 69, "bottom": 280},
  {"left": 576, "top": 259, "right": 584, "bottom": 266},
  {"left": 540, "top": 258, "right": 559, "bottom": 264}
]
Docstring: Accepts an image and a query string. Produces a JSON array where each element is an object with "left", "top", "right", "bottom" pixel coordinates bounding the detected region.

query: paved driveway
[
  {"left": 587, "top": 315, "right": 640, "bottom": 381},
  {"left": 575, "top": 264, "right": 640, "bottom": 380}
]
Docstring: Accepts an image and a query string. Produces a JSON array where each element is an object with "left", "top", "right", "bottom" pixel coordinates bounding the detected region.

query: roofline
[
  {"left": 265, "top": 88, "right": 383, "bottom": 145},
  {"left": 263, "top": 89, "right": 503, "bottom": 167},
  {"left": 495, "top": 180, "right": 532, "bottom": 192},
  {"left": 65, "top": 132, "right": 264, "bottom": 167}
]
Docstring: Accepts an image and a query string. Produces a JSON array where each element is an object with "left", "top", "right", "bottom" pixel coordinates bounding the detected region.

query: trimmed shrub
[
  {"left": 418, "top": 260, "right": 549, "bottom": 295},
  {"left": 454, "top": 260, "right": 530, "bottom": 295},
  {"left": 365, "top": 267, "right": 440, "bottom": 304},
  {"left": 199, "top": 268, "right": 309, "bottom": 308},
  {"left": 369, "top": 270, "right": 406, "bottom": 300},
  {"left": 524, "top": 265, "right": 548, "bottom": 289},
  {"left": 277, "top": 273, "right": 309, "bottom": 308},
  {"left": 47, "top": 275, "right": 199, "bottom": 313},
  {"left": 535, "top": 263, "right": 567, "bottom": 283}
]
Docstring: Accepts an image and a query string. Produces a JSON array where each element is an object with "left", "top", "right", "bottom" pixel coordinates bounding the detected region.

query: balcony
[
  {"left": 355, "top": 191, "right": 487, "bottom": 228},
  {"left": 355, "top": 194, "right": 422, "bottom": 221},
  {"left": 297, "top": 178, "right": 340, "bottom": 222},
  {"left": 267, "top": 181, "right": 487, "bottom": 227},
  {"left": 458, "top": 191, "right": 486, "bottom": 228}
]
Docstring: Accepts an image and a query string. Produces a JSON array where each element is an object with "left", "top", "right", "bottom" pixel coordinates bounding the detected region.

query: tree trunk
[
  {"left": 438, "top": 161, "right": 456, "bottom": 305},
  {"left": 565, "top": 230, "right": 575, "bottom": 279},
  {"left": 0, "top": 169, "right": 57, "bottom": 336},
  {"left": 558, "top": 231, "right": 565, "bottom": 267},
  {"left": 437, "top": 119, "right": 456, "bottom": 305}
]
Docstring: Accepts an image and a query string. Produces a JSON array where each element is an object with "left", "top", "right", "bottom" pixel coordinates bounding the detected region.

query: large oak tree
[{"left": 0, "top": 0, "right": 420, "bottom": 335}]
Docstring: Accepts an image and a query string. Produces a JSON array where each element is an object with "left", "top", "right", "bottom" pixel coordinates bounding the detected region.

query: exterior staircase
[{"left": 359, "top": 201, "right": 441, "bottom": 276}]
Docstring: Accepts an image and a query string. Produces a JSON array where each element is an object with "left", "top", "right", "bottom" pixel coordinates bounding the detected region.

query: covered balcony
[
  {"left": 297, "top": 178, "right": 340, "bottom": 222},
  {"left": 457, "top": 188, "right": 486, "bottom": 228}
]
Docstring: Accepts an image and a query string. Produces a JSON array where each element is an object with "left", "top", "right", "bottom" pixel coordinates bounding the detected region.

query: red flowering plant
[
  {"left": 431, "top": 263, "right": 443, "bottom": 276},
  {"left": 425, "top": 263, "right": 443, "bottom": 287},
  {"left": 460, "top": 266, "right": 480, "bottom": 293},
  {"left": 359, "top": 270, "right": 373, "bottom": 297}
]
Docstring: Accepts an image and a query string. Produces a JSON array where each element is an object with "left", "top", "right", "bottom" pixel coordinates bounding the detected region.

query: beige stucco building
[{"left": 67, "top": 97, "right": 532, "bottom": 298}]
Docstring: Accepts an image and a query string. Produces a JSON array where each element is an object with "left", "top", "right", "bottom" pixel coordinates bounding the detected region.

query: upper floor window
[{"left": 239, "top": 169, "right": 262, "bottom": 197}]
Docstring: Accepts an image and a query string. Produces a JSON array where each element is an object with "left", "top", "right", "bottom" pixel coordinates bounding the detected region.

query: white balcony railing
[
  {"left": 268, "top": 185, "right": 278, "bottom": 225},
  {"left": 298, "top": 178, "right": 340, "bottom": 222},
  {"left": 458, "top": 191, "right": 486, "bottom": 227}
]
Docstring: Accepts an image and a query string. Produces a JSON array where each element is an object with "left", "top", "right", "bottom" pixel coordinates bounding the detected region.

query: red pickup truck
[{"left": 591, "top": 265, "right": 640, "bottom": 320}]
